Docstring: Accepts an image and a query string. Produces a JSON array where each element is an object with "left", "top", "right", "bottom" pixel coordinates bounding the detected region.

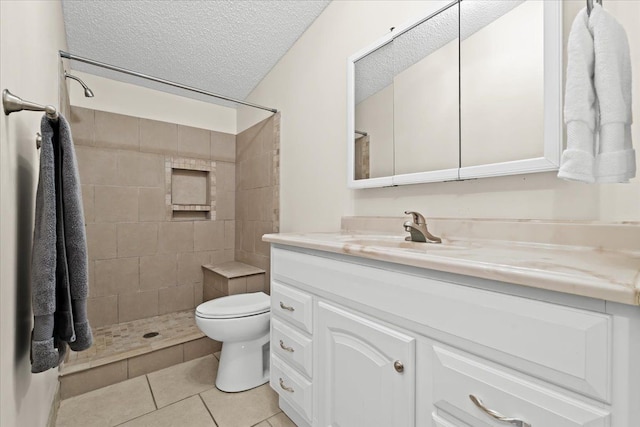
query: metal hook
[
  {"left": 587, "top": 0, "right": 603, "bottom": 16},
  {"left": 35, "top": 132, "right": 42, "bottom": 149}
]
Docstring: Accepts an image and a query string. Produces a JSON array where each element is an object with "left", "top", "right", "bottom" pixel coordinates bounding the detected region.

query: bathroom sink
[{"left": 338, "top": 235, "right": 461, "bottom": 252}]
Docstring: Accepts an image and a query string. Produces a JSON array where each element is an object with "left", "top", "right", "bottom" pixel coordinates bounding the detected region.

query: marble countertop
[{"left": 263, "top": 225, "right": 640, "bottom": 306}]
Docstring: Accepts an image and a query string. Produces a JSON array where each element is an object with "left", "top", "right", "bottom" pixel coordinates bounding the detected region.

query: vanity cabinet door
[{"left": 317, "top": 301, "right": 415, "bottom": 427}]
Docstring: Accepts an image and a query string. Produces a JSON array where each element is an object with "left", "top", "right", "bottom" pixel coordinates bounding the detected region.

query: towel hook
[
  {"left": 2, "top": 89, "right": 58, "bottom": 121},
  {"left": 587, "top": 0, "right": 603, "bottom": 16}
]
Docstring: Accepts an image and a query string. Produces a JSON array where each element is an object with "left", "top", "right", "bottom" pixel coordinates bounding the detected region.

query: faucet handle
[{"left": 404, "top": 210, "right": 426, "bottom": 225}]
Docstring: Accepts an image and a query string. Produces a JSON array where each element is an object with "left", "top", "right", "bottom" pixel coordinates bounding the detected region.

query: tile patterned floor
[
  {"left": 56, "top": 354, "right": 297, "bottom": 427},
  {"left": 63, "top": 310, "right": 203, "bottom": 373}
]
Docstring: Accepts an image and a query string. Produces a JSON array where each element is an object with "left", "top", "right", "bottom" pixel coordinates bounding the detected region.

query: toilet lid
[{"left": 196, "top": 292, "right": 270, "bottom": 319}]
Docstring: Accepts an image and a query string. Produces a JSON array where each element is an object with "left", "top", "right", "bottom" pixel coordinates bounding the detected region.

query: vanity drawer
[
  {"left": 271, "top": 355, "right": 313, "bottom": 423},
  {"left": 272, "top": 318, "right": 313, "bottom": 378},
  {"left": 271, "top": 281, "right": 313, "bottom": 333},
  {"left": 425, "top": 344, "right": 610, "bottom": 427}
]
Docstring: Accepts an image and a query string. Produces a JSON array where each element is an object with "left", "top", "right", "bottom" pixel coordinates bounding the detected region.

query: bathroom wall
[
  {"left": 0, "top": 2, "right": 67, "bottom": 426},
  {"left": 235, "top": 113, "right": 281, "bottom": 291},
  {"left": 69, "top": 71, "right": 236, "bottom": 134},
  {"left": 70, "top": 107, "right": 237, "bottom": 327},
  {"left": 238, "top": 0, "right": 640, "bottom": 232}
]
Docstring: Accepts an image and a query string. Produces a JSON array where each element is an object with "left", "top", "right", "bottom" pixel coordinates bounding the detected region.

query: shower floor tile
[{"left": 62, "top": 309, "right": 204, "bottom": 375}]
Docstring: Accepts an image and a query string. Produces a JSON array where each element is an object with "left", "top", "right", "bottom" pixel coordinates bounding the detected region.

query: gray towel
[{"left": 31, "top": 114, "right": 92, "bottom": 373}]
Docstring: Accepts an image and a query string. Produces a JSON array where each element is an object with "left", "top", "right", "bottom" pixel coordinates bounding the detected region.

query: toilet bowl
[{"left": 195, "top": 292, "right": 271, "bottom": 392}]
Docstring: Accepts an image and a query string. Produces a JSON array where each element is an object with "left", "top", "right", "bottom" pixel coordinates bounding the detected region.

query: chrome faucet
[{"left": 403, "top": 211, "right": 441, "bottom": 243}]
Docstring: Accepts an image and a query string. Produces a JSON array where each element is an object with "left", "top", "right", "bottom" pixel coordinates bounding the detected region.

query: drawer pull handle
[
  {"left": 279, "top": 301, "right": 295, "bottom": 312},
  {"left": 279, "top": 378, "right": 295, "bottom": 393},
  {"left": 279, "top": 340, "right": 295, "bottom": 353},
  {"left": 469, "top": 395, "right": 531, "bottom": 427},
  {"left": 394, "top": 360, "right": 404, "bottom": 373}
]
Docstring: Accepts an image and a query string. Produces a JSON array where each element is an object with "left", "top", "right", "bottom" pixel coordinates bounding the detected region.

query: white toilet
[{"left": 195, "top": 292, "right": 271, "bottom": 392}]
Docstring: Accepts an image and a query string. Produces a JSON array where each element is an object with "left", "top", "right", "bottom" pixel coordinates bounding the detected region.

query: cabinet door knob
[
  {"left": 279, "top": 339, "right": 295, "bottom": 352},
  {"left": 279, "top": 378, "right": 295, "bottom": 393},
  {"left": 279, "top": 301, "right": 295, "bottom": 312},
  {"left": 469, "top": 395, "right": 531, "bottom": 427},
  {"left": 393, "top": 360, "right": 404, "bottom": 373}
]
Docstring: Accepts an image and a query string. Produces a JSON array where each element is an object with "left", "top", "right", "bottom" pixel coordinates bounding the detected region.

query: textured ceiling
[{"left": 62, "top": 0, "right": 330, "bottom": 108}]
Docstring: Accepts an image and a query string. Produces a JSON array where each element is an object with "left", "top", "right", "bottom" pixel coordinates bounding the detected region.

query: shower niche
[{"left": 166, "top": 157, "right": 216, "bottom": 220}]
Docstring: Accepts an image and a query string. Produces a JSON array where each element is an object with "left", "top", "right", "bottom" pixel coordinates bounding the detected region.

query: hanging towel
[
  {"left": 590, "top": 4, "right": 635, "bottom": 183},
  {"left": 559, "top": 5, "right": 635, "bottom": 183},
  {"left": 558, "top": 8, "right": 598, "bottom": 183},
  {"left": 31, "top": 114, "right": 92, "bottom": 373}
]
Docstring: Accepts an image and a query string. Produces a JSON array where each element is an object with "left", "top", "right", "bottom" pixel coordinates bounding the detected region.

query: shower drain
[{"left": 143, "top": 332, "right": 159, "bottom": 339}]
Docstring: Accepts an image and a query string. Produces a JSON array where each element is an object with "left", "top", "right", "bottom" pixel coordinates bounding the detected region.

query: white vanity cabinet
[
  {"left": 317, "top": 301, "right": 416, "bottom": 427},
  {"left": 269, "top": 245, "right": 640, "bottom": 427}
]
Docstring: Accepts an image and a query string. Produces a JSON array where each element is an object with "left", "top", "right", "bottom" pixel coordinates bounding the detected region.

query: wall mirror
[{"left": 347, "top": 0, "right": 562, "bottom": 189}]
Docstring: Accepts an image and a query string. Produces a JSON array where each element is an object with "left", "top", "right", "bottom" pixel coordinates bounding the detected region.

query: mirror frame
[{"left": 347, "top": 0, "right": 563, "bottom": 189}]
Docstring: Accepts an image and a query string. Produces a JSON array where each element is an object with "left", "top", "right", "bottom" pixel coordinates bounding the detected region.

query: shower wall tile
[
  {"left": 241, "top": 221, "right": 255, "bottom": 253},
  {"left": 119, "top": 290, "right": 159, "bottom": 323},
  {"left": 178, "top": 125, "right": 210, "bottom": 159},
  {"left": 211, "top": 131, "right": 236, "bottom": 162},
  {"left": 158, "top": 222, "right": 194, "bottom": 254},
  {"left": 94, "top": 186, "right": 139, "bottom": 223},
  {"left": 87, "top": 295, "right": 118, "bottom": 328},
  {"left": 69, "top": 107, "right": 95, "bottom": 146},
  {"left": 216, "top": 162, "right": 235, "bottom": 192},
  {"left": 140, "top": 118, "right": 178, "bottom": 155},
  {"left": 117, "top": 223, "right": 158, "bottom": 257},
  {"left": 71, "top": 107, "right": 239, "bottom": 327},
  {"left": 139, "top": 187, "right": 166, "bottom": 222},
  {"left": 177, "top": 252, "right": 211, "bottom": 286},
  {"left": 235, "top": 113, "right": 279, "bottom": 292},
  {"left": 159, "top": 284, "right": 195, "bottom": 315},
  {"left": 94, "top": 257, "right": 140, "bottom": 297},
  {"left": 211, "top": 249, "right": 234, "bottom": 265},
  {"left": 193, "top": 282, "right": 204, "bottom": 306},
  {"left": 224, "top": 221, "right": 235, "bottom": 250},
  {"left": 140, "top": 254, "right": 178, "bottom": 290},
  {"left": 193, "top": 221, "right": 225, "bottom": 251},
  {"left": 216, "top": 191, "right": 235, "bottom": 220},
  {"left": 95, "top": 110, "right": 140, "bottom": 150},
  {"left": 75, "top": 146, "right": 118, "bottom": 185},
  {"left": 117, "top": 151, "right": 164, "bottom": 187},
  {"left": 258, "top": 187, "right": 275, "bottom": 222},
  {"left": 86, "top": 223, "right": 117, "bottom": 260},
  {"left": 82, "top": 185, "right": 95, "bottom": 223},
  {"left": 254, "top": 222, "right": 272, "bottom": 257}
]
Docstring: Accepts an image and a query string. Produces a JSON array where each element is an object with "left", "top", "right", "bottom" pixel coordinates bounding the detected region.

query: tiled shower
[{"left": 62, "top": 106, "right": 279, "bottom": 396}]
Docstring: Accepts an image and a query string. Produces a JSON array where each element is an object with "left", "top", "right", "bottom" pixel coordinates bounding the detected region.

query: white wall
[
  {"left": 69, "top": 71, "right": 237, "bottom": 134},
  {"left": 239, "top": 0, "right": 640, "bottom": 232},
  {"left": 0, "top": 1, "right": 67, "bottom": 426}
]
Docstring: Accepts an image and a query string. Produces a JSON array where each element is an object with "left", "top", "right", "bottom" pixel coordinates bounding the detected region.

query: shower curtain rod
[{"left": 59, "top": 50, "right": 278, "bottom": 113}]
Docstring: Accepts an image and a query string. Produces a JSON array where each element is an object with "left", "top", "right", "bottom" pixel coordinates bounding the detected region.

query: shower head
[{"left": 64, "top": 72, "right": 94, "bottom": 97}]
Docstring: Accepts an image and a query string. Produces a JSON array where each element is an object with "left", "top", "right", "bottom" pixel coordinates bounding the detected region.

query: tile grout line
[
  {"left": 198, "top": 393, "right": 219, "bottom": 427},
  {"left": 145, "top": 374, "right": 158, "bottom": 410}
]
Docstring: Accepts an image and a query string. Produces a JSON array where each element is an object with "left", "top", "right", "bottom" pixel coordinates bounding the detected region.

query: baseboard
[{"left": 47, "top": 381, "right": 60, "bottom": 427}]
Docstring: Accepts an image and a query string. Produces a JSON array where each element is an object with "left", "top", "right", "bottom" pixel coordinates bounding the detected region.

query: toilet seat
[{"left": 196, "top": 292, "right": 270, "bottom": 319}]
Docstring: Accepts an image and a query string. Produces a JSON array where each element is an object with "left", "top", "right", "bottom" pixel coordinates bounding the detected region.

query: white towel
[
  {"left": 559, "top": 8, "right": 597, "bottom": 183},
  {"left": 590, "top": 4, "right": 635, "bottom": 183},
  {"left": 558, "top": 5, "right": 635, "bottom": 183}
]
